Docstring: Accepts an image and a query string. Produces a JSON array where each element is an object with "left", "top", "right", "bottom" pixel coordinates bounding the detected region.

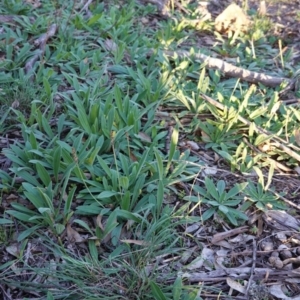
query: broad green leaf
[
  {"left": 218, "top": 205, "right": 229, "bottom": 214},
  {"left": 6, "top": 210, "right": 37, "bottom": 223},
  {"left": 18, "top": 170, "right": 40, "bottom": 186},
  {"left": 154, "top": 148, "right": 164, "bottom": 180},
  {"left": 156, "top": 180, "right": 164, "bottom": 216},
  {"left": 216, "top": 180, "right": 225, "bottom": 195},
  {"left": 224, "top": 199, "right": 242, "bottom": 206},
  {"left": 87, "top": 14, "right": 102, "bottom": 26},
  {"left": 97, "top": 156, "right": 112, "bottom": 177},
  {"left": 183, "top": 196, "right": 201, "bottom": 203},
  {"left": 53, "top": 146, "right": 62, "bottom": 182},
  {"left": 150, "top": 281, "right": 167, "bottom": 300},
  {"left": 41, "top": 115, "right": 54, "bottom": 139},
  {"left": 38, "top": 207, "right": 51, "bottom": 215},
  {"left": 121, "top": 190, "right": 130, "bottom": 211},
  {"left": 0, "top": 218, "right": 13, "bottom": 224},
  {"left": 119, "top": 153, "right": 129, "bottom": 176},
  {"left": 173, "top": 277, "right": 183, "bottom": 300},
  {"left": 57, "top": 114, "right": 65, "bottom": 137},
  {"left": 107, "top": 107, "right": 115, "bottom": 135},
  {"left": 88, "top": 240, "right": 99, "bottom": 262},
  {"left": 74, "top": 219, "right": 94, "bottom": 235},
  {"left": 229, "top": 208, "right": 248, "bottom": 220},
  {"left": 75, "top": 99, "right": 91, "bottom": 133},
  {"left": 23, "top": 182, "right": 44, "bottom": 208},
  {"left": 117, "top": 210, "right": 141, "bottom": 223},
  {"left": 135, "top": 146, "right": 152, "bottom": 180},
  {"left": 76, "top": 204, "right": 103, "bottom": 215},
  {"left": 35, "top": 162, "right": 51, "bottom": 186},
  {"left": 204, "top": 177, "right": 219, "bottom": 201},
  {"left": 46, "top": 291, "right": 54, "bottom": 300},
  {"left": 256, "top": 202, "right": 266, "bottom": 211},
  {"left": 102, "top": 211, "right": 118, "bottom": 237},
  {"left": 225, "top": 182, "right": 247, "bottom": 200},
  {"left": 226, "top": 212, "right": 237, "bottom": 226},
  {"left": 98, "top": 191, "right": 118, "bottom": 199},
  {"left": 85, "top": 146, "right": 100, "bottom": 165},
  {"left": 64, "top": 186, "right": 76, "bottom": 215},
  {"left": 254, "top": 134, "right": 273, "bottom": 146},
  {"left": 217, "top": 150, "right": 233, "bottom": 163},
  {"left": 37, "top": 188, "right": 54, "bottom": 211},
  {"left": 253, "top": 166, "right": 264, "bottom": 188},
  {"left": 43, "top": 77, "right": 51, "bottom": 97},
  {"left": 11, "top": 203, "right": 36, "bottom": 214},
  {"left": 265, "top": 161, "right": 275, "bottom": 190},
  {"left": 29, "top": 132, "right": 38, "bottom": 149},
  {"left": 132, "top": 174, "right": 146, "bottom": 203},
  {"left": 54, "top": 224, "right": 65, "bottom": 235},
  {"left": 17, "top": 225, "right": 41, "bottom": 241},
  {"left": 201, "top": 207, "right": 216, "bottom": 221},
  {"left": 111, "top": 224, "right": 123, "bottom": 246}
]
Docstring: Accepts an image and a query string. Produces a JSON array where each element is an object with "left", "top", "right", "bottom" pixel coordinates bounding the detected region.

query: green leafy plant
[
  {"left": 1, "top": 0, "right": 299, "bottom": 298},
  {"left": 242, "top": 166, "right": 286, "bottom": 211},
  {"left": 150, "top": 277, "right": 203, "bottom": 300},
  {"left": 185, "top": 178, "right": 248, "bottom": 225}
]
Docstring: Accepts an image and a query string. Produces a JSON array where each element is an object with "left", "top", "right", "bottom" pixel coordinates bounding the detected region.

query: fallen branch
[
  {"left": 25, "top": 24, "right": 57, "bottom": 75},
  {"left": 245, "top": 239, "right": 257, "bottom": 297},
  {"left": 180, "top": 268, "right": 294, "bottom": 283},
  {"left": 162, "top": 49, "right": 289, "bottom": 88},
  {"left": 211, "top": 226, "right": 249, "bottom": 244}
]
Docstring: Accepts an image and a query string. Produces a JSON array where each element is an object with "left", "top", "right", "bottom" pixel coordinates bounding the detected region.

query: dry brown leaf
[
  {"left": 202, "top": 248, "right": 215, "bottom": 270},
  {"left": 185, "top": 223, "right": 200, "bottom": 234},
  {"left": 180, "top": 246, "right": 198, "bottom": 264},
  {"left": 96, "top": 214, "right": 105, "bottom": 231},
  {"left": 129, "top": 151, "right": 138, "bottom": 162},
  {"left": 137, "top": 132, "right": 152, "bottom": 143},
  {"left": 186, "top": 255, "right": 204, "bottom": 270},
  {"left": 226, "top": 277, "right": 246, "bottom": 294},
  {"left": 263, "top": 210, "right": 300, "bottom": 231},
  {"left": 104, "top": 39, "right": 118, "bottom": 52},
  {"left": 126, "top": 219, "right": 135, "bottom": 230},
  {"left": 201, "top": 131, "right": 211, "bottom": 142},
  {"left": 295, "top": 129, "right": 300, "bottom": 146},
  {"left": 6, "top": 194, "right": 18, "bottom": 200},
  {"left": 67, "top": 224, "right": 84, "bottom": 243},
  {"left": 201, "top": 166, "right": 217, "bottom": 177},
  {"left": 25, "top": 0, "right": 41, "bottom": 8},
  {"left": 186, "top": 140, "right": 199, "bottom": 150},
  {"left": 11, "top": 100, "right": 20, "bottom": 109},
  {"left": 186, "top": 247, "right": 214, "bottom": 270},
  {"left": 258, "top": 0, "right": 267, "bottom": 16},
  {"left": 6, "top": 243, "right": 20, "bottom": 257},
  {"left": 269, "top": 284, "right": 295, "bottom": 299},
  {"left": 294, "top": 166, "right": 300, "bottom": 175}
]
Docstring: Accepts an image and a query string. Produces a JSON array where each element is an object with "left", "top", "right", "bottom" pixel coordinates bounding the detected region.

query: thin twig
[
  {"left": 80, "top": 0, "right": 93, "bottom": 13},
  {"left": 80, "top": 0, "right": 93, "bottom": 18},
  {"left": 270, "top": 190, "right": 300, "bottom": 211},
  {"left": 246, "top": 238, "right": 257, "bottom": 296}
]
